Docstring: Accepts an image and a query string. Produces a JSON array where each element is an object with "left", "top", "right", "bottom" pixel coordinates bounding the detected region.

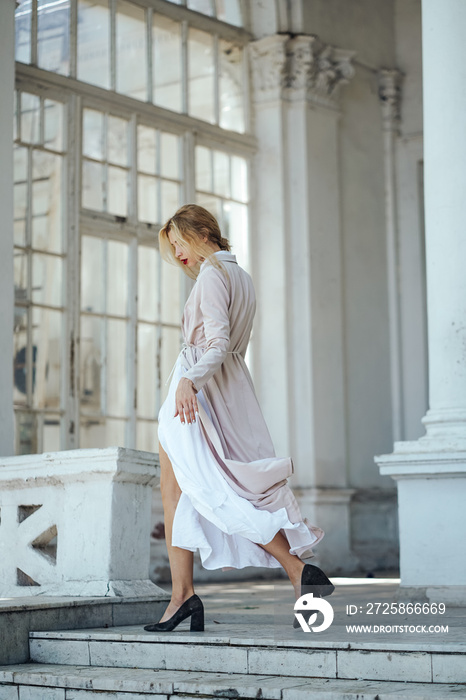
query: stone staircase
[{"left": 1, "top": 578, "right": 466, "bottom": 699}]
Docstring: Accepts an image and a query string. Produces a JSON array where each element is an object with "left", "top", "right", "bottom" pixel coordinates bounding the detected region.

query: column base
[
  {"left": 375, "top": 440, "right": 466, "bottom": 597},
  {"left": 396, "top": 585, "right": 466, "bottom": 606},
  {"left": 293, "top": 487, "right": 359, "bottom": 575}
]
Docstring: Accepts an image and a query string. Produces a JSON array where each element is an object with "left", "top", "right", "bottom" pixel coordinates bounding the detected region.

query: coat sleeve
[{"left": 182, "top": 267, "right": 230, "bottom": 392}]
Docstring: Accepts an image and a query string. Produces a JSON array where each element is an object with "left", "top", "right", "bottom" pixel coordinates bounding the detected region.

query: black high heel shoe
[
  {"left": 293, "top": 564, "right": 335, "bottom": 628},
  {"left": 144, "top": 594, "right": 204, "bottom": 632}
]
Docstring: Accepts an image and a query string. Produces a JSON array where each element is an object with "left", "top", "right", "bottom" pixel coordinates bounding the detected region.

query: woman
[{"left": 144, "top": 204, "right": 334, "bottom": 633}]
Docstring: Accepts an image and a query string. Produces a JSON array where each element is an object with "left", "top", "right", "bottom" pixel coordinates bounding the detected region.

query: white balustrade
[{"left": 0, "top": 447, "right": 165, "bottom": 597}]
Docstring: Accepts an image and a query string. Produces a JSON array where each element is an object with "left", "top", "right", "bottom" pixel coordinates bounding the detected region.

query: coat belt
[{"left": 165, "top": 342, "right": 242, "bottom": 387}]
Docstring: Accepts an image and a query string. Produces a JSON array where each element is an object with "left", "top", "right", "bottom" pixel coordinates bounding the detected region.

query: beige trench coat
[{"left": 172, "top": 250, "right": 324, "bottom": 564}]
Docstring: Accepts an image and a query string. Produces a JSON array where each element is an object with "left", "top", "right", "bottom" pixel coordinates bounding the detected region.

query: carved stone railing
[{"left": 0, "top": 447, "right": 165, "bottom": 597}]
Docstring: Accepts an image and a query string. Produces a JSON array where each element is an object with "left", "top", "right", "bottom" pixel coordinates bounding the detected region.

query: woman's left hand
[{"left": 174, "top": 377, "right": 198, "bottom": 424}]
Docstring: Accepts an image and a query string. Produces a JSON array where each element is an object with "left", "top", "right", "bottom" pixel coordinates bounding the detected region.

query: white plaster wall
[
  {"left": 340, "top": 67, "right": 394, "bottom": 490},
  {"left": 300, "top": 0, "right": 396, "bottom": 68}
]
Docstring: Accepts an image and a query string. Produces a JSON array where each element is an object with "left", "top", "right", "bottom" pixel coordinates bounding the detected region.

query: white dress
[{"left": 157, "top": 251, "right": 325, "bottom": 571}]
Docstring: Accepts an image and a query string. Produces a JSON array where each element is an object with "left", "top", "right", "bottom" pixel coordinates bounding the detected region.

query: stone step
[
  {"left": 1, "top": 663, "right": 466, "bottom": 699},
  {"left": 27, "top": 624, "right": 466, "bottom": 685}
]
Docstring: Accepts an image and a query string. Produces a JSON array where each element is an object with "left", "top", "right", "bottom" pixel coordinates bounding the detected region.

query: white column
[
  {"left": 250, "top": 34, "right": 290, "bottom": 459},
  {"left": 375, "top": 0, "right": 466, "bottom": 604},
  {"left": 421, "top": 0, "right": 466, "bottom": 439},
  {"left": 251, "top": 34, "right": 357, "bottom": 572},
  {"left": 0, "top": 0, "right": 15, "bottom": 457},
  {"left": 378, "top": 69, "right": 404, "bottom": 443}
]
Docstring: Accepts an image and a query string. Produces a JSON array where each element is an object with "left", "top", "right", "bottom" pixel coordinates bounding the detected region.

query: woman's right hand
[{"left": 174, "top": 377, "right": 199, "bottom": 424}]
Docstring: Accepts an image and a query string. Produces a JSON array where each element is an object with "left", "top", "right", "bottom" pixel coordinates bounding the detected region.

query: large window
[
  {"left": 15, "top": 0, "right": 249, "bottom": 133},
  {"left": 14, "top": 0, "right": 253, "bottom": 455}
]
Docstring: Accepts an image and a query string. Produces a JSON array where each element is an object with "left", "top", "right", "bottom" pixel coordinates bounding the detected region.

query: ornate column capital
[
  {"left": 378, "top": 69, "right": 404, "bottom": 131},
  {"left": 250, "top": 33, "right": 356, "bottom": 109},
  {"left": 286, "top": 35, "right": 356, "bottom": 109},
  {"left": 249, "top": 34, "right": 289, "bottom": 103}
]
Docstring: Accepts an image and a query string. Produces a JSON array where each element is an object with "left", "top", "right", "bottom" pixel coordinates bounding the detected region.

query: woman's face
[{"left": 168, "top": 228, "right": 200, "bottom": 268}]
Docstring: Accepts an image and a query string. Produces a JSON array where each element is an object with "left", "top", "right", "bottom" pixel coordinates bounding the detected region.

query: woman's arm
[{"left": 182, "top": 267, "right": 230, "bottom": 393}]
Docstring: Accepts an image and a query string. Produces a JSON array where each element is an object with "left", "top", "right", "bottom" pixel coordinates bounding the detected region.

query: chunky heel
[
  {"left": 144, "top": 594, "right": 205, "bottom": 633},
  {"left": 190, "top": 607, "right": 204, "bottom": 632}
]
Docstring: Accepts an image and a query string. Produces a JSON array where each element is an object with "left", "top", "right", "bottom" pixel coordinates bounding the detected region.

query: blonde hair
[{"left": 159, "top": 204, "right": 231, "bottom": 281}]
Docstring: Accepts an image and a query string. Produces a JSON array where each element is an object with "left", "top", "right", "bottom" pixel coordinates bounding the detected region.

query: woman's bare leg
[
  {"left": 158, "top": 440, "right": 196, "bottom": 622},
  {"left": 256, "top": 532, "right": 306, "bottom": 600}
]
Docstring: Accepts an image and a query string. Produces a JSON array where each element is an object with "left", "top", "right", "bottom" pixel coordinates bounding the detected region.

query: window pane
[
  {"left": 15, "top": 0, "right": 32, "bottom": 64},
  {"left": 81, "top": 236, "right": 105, "bottom": 313},
  {"left": 160, "top": 132, "right": 180, "bottom": 180},
  {"left": 136, "top": 420, "right": 156, "bottom": 452},
  {"left": 213, "top": 150, "right": 230, "bottom": 198},
  {"left": 106, "top": 418, "right": 127, "bottom": 446},
  {"left": 43, "top": 416, "right": 61, "bottom": 452},
  {"left": 77, "top": 0, "right": 111, "bottom": 90},
  {"left": 137, "top": 323, "right": 156, "bottom": 418},
  {"left": 188, "top": 0, "right": 214, "bottom": 16},
  {"left": 138, "top": 245, "right": 158, "bottom": 322},
  {"left": 138, "top": 175, "right": 158, "bottom": 224},
  {"left": 108, "top": 116, "right": 128, "bottom": 166},
  {"left": 116, "top": 0, "right": 148, "bottom": 101},
  {"left": 21, "top": 93, "right": 41, "bottom": 145},
  {"left": 80, "top": 314, "right": 103, "bottom": 413},
  {"left": 31, "top": 307, "right": 63, "bottom": 410},
  {"left": 107, "top": 319, "right": 127, "bottom": 416},
  {"left": 15, "top": 412, "right": 38, "bottom": 455},
  {"left": 137, "top": 125, "right": 157, "bottom": 175},
  {"left": 161, "top": 259, "right": 180, "bottom": 325},
  {"left": 219, "top": 40, "right": 244, "bottom": 133},
  {"left": 83, "top": 109, "right": 104, "bottom": 160},
  {"left": 38, "top": 0, "right": 70, "bottom": 75},
  {"left": 153, "top": 14, "right": 182, "bottom": 112},
  {"left": 195, "top": 145, "right": 212, "bottom": 192},
  {"left": 13, "top": 306, "right": 29, "bottom": 406},
  {"left": 82, "top": 160, "right": 104, "bottom": 211},
  {"left": 195, "top": 192, "right": 222, "bottom": 222},
  {"left": 188, "top": 29, "right": 215, "bottom": 124},
  {"left": 216, "top": 0, "right": 242, "bottom": 26},
  {"left": 44, "top": 100, "right": 64, "bottom": 152},
  {"left": 108, "top": 166, "right": 128, "bottom": 216},
  {"left": 14, "top": 182, "right": 28, "bottom": 248},
  {"left": 107, "top": 240, "right": 128, "bottom": 317},
  {"left": 160, "top": 180, "right": 179, "bottom": 223},
  {"left": 79, "top": 420, "right": 104, "bottom": 448},
  {"left": 223, "top": 201, "right": 248, "bottom": 269},
  {"left": 14, "top": 145, "right": 28, "bottom": 183},
  {"left": 231, "top": 155, "right": 248, "bottom": 202},
  {"left": 32, "top": 254, "right": 63, "bottom": 307},
  {"left": 14, "top": 250, "right": 28, "bottom": 304},
  {"left": 32, "top": 151, "right": 63, "bottom": 253}
]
